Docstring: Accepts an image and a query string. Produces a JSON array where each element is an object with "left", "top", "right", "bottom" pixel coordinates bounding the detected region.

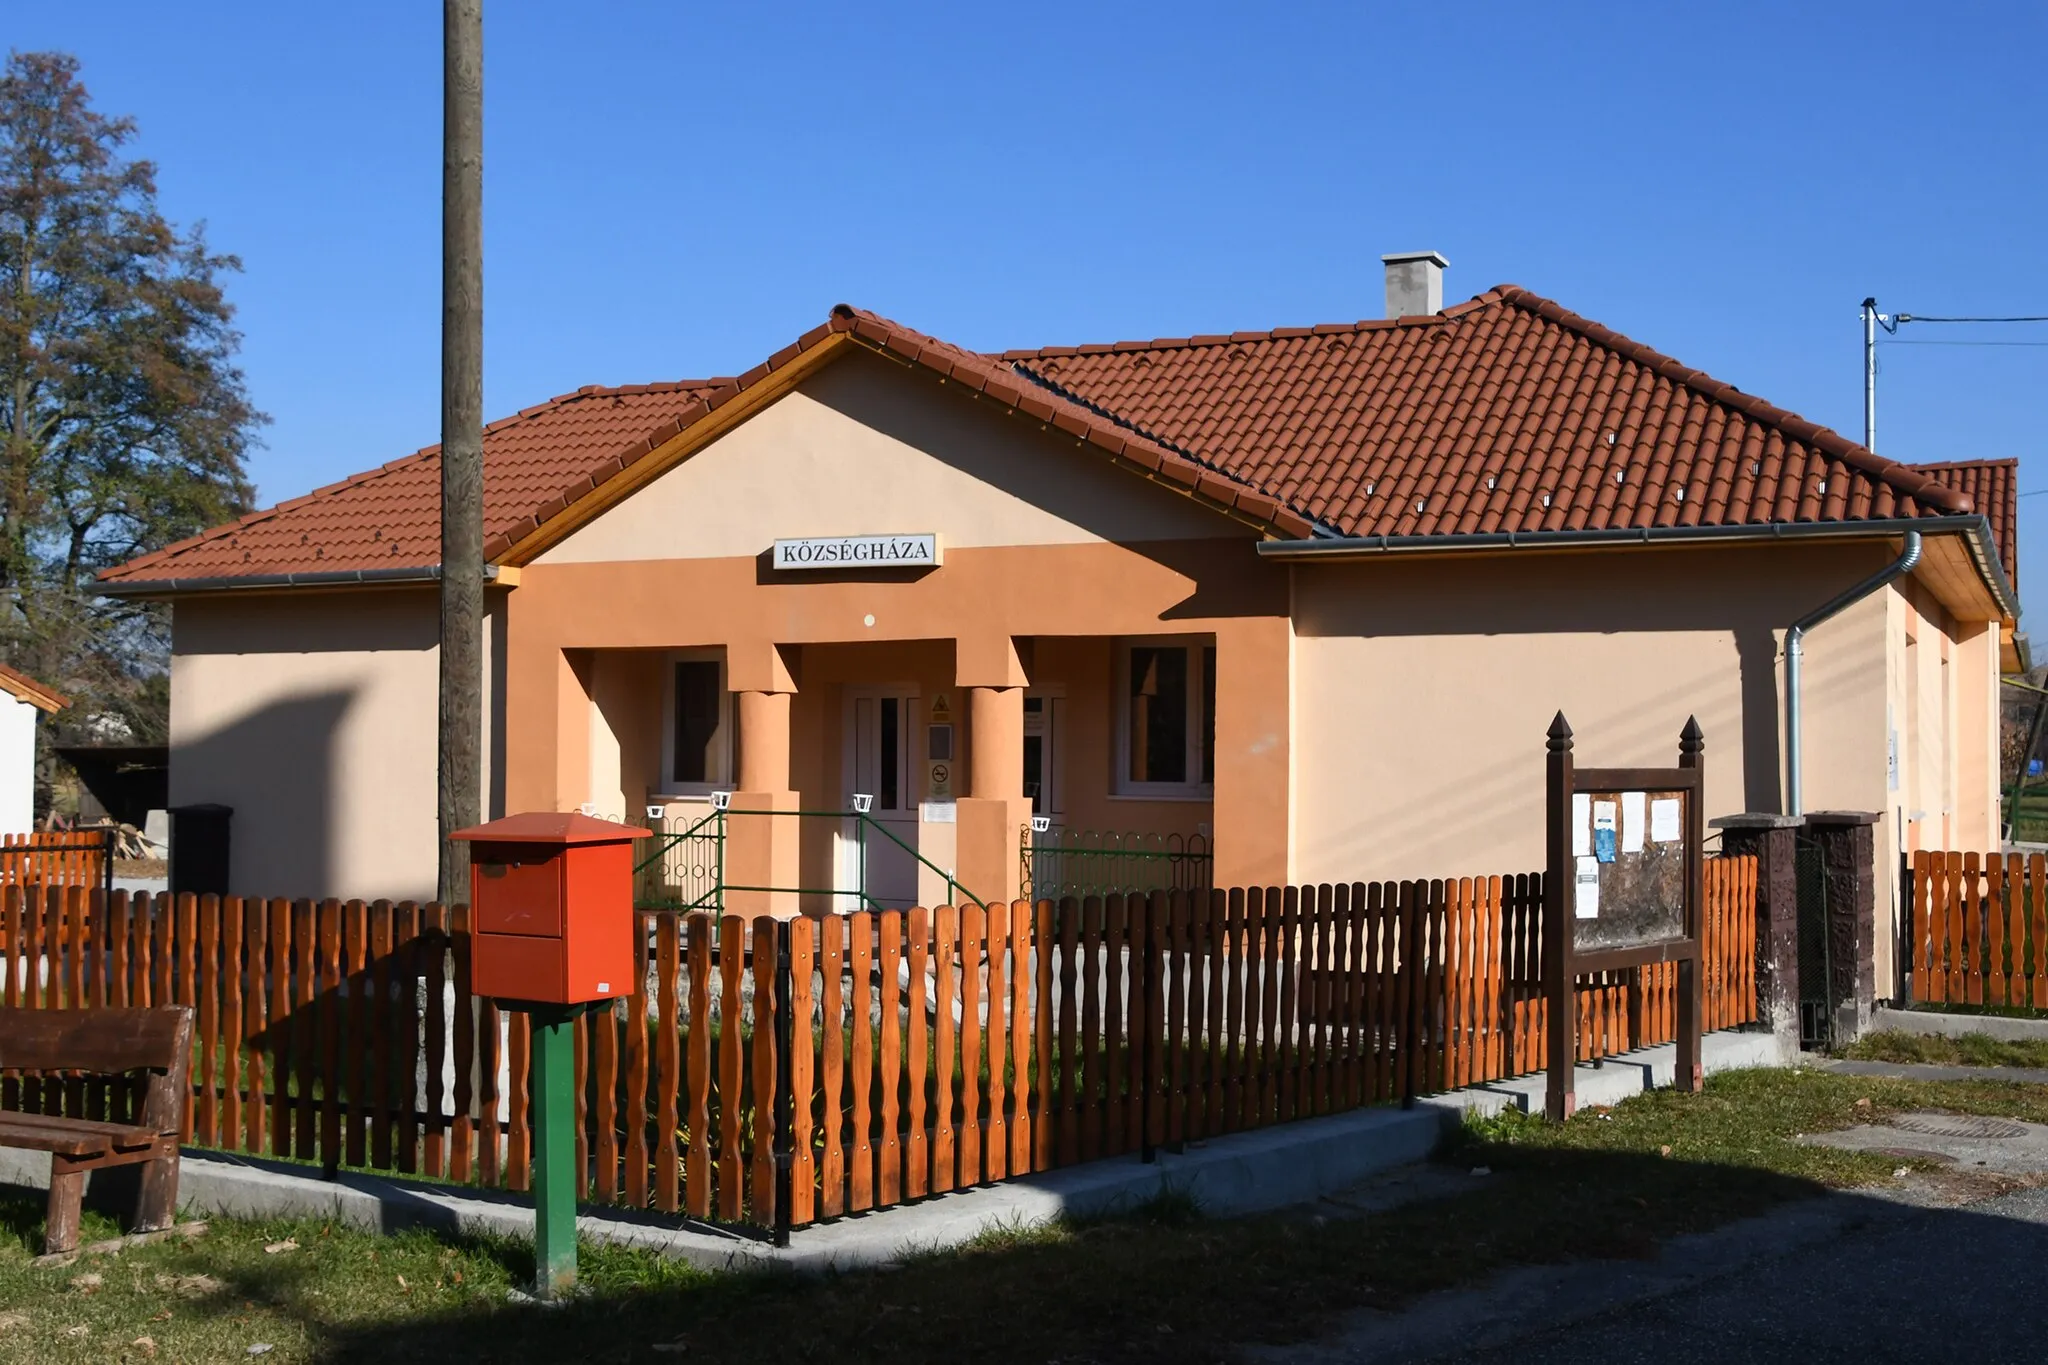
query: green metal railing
[
  {"left": 631, "top": 805, "right": 983, "bottom": 914},
  {"left": 1020, "top": 826, "right": 1213, "bottom": 902}
]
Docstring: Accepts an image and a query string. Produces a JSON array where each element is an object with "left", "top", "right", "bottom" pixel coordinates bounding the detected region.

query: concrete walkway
[
  {"left": 0, "top": 1028, "right": 1787, "bottom": 1274},
  {"left": 1814, "top": 1056, "right": 2048, "bottom": 1087}
]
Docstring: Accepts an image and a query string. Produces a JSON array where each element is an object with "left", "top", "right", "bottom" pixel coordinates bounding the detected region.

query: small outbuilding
[{"left": 0, "top": 662, "right": 68, "bottom": 836}]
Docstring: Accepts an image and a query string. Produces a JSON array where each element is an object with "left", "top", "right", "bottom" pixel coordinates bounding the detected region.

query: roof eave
[
  {"left": 96, "top": 563, "right": 518, "bottom": 600},
  {"left": 1258, "top": 516, "right": 2021, "bottom": 621}
]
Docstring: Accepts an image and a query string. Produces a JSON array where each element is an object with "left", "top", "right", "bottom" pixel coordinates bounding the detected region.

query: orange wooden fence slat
[
  {"left": 222, "top": 896, "right": 244, "bottom": 1150},
  {"left": 984, "top": 900, "right": 1009, "bottom": 1182},
  {"left": 876, "top": 910, "right": 903, "bottom": 1206},
  {"left": 904, "top": 906, "right": 930, "bottom": 1201},
  {"left": 958, "top": 903, "right": 983, "bottom": 1188},
  {"left": 1032, "top": 899, "right": 1055, "bottom": 1172},
  {"left": 929, "top": 904, "right": 956, "bottom": 1196},
  {"left": 1056, "top": 895, "right": 1080, "bottom": 1165}
]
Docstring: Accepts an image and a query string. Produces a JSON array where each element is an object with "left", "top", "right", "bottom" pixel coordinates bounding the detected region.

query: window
[
  {"left": 1116, "top": 638, "right": 1215, "bottom": 797},
  {"left": 662, "top": 653, "right": 730, "bottom": 793}
]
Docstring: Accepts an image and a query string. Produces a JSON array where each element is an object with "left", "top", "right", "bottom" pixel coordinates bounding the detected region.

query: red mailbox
[{"left": 451, "top": 812, "right": 651, "bottom": 1006}]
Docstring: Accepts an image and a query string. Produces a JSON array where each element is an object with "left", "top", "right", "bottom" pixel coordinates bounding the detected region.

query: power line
[
  {"left": 1879, "top": 338, "right": 2048, "bottom": 348},
  {"left": 1896, "top": 314, "right": 2048, "bottom": 324}
]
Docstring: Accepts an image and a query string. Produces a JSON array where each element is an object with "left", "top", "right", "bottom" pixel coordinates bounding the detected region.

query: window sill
[{"left": 1106, "top": 790, "right": 1215, "bottom": 804}]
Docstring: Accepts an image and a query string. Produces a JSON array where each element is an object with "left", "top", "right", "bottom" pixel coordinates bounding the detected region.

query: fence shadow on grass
[{"left": 291, "top": 1142, "right": 1989, "bottom": 1365}]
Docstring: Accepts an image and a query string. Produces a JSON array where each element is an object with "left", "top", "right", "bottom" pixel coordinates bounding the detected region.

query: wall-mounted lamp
[
  {"left": 852, "top": 793, "right": 875, "bottom": 813},
  {"left": 710, "top": 791, "right": 733, "bottom": 811}
]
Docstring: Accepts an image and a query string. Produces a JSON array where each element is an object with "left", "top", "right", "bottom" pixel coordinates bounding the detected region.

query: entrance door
[{"left": 842, "top": 688, "right": 920, "bottom": 909}]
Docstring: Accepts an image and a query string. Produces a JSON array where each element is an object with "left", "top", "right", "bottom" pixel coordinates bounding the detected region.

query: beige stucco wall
[
  {"left": 1290, "top": 541, "right": 1899, "bottom": 884},
  {"left": 539, "top": 351, "right": 1239, "bottom": 565},
  {"left": 170, "top": 590, "right": 447, "bottom": 901}
]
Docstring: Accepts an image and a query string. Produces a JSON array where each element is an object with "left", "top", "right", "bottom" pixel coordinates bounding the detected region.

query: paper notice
[
  {"left": 1574, "top": 855, "right": 1601, "bottom": 919},
  {"left": 1621, "top": 791, "right": 1646, "bottom": 854},
  {"left": 1651, "top": 797, "right": 1682, "bottom": 844},
  {"left": 1592, "top": 800, "right": 1618, "bottom": 864},
  {"left": 1572, "top": 793, "right": 1592, "bottom": 857}
]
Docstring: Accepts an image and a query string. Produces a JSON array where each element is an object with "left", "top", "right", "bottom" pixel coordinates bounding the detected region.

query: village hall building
[{"left": 102, "top": 255, "right": 2020, "bottom": 991}]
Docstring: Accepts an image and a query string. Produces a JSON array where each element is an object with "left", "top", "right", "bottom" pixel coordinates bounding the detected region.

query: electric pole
[
  {"left": 439, "top": 0, "right": 484, "bottom": 905},
  {"left": 1861, "top": 296, "right": 1877, "bottom": 452}
]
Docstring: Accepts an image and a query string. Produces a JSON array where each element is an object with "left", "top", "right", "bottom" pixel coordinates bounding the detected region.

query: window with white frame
[
  {"left": 1115, "top": 637, "right": 1215, "bottom": 797},
  {"left": 661, "top": 651, "right": 731, "bottom": 793}
]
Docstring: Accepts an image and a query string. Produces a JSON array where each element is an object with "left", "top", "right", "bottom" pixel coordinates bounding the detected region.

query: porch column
[
  {"left": 956, "top": 684, "right": 1029, "bottom": 907},
  {"left": 727, "top": 646, "right": 800, "bottom": 917}
]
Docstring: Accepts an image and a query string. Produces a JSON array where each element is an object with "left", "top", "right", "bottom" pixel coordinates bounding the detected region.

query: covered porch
[{"left": 573, "top": 634, "right": 1237, "bottom": 914}]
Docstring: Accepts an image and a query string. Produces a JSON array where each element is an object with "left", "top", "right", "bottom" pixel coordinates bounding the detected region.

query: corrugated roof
[{"left": 103, "top": 286, "right": 1985, "bottom": 588}]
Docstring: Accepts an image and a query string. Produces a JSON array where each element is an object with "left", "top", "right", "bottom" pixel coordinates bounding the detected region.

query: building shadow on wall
[{"left": 174, "top": 690, "right": 352, "bottom": 900}]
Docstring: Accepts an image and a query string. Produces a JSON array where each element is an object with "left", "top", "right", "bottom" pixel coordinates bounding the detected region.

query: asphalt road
[{"left": 1451, "top": 1185, "right": 2048, "bottom": 1365}]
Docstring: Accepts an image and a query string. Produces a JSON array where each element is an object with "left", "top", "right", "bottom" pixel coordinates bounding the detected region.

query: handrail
[{"left": 629, "top": 805, "right": 988, "bottom": 913}]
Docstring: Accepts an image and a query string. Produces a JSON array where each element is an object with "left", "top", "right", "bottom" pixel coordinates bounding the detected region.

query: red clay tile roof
[
  {"left": 104, "top": 285, "right": 1984, "bottom": 588},
  {"left": 1909, "top": 458, "right": 2016, "bottom": 588},
  {"left": 102, "top": 381, "right": 730, "bottom": 583},
  {"left": 0, "top": 661, "right": 66, "bottom": 713},
  {"left": 999, "top": 285, "right": 1971, "bottom": 538}
]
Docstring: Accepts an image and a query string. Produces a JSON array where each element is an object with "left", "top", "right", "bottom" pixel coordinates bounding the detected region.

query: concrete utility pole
[
  {"left": 1861, "top": 297, "right": 1878, "bottom": 452},
  {"left": 438, "top": 0, "right": 484, "bottom": 905}
]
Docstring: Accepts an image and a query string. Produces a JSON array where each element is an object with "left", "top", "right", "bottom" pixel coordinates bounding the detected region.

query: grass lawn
[
  {"left": 5, "top": 1066, "right": 2048, "bottom": 1364},
  {"left": 1842, "top": 1027, "right": 2048, "bottom": 1070}
]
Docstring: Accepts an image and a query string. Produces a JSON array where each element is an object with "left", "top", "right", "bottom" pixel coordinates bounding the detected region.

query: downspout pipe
[{"left": 1786, "top": 531, "right": 1921, "bottom": 816}]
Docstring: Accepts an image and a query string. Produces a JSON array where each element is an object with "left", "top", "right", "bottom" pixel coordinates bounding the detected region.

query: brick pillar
[
  {"left": 1806, "top": 810, "right": 1879, "bottom": 1044},
  {"left": 1710, "top": 814, "right": 1801, "bottom": 1059}
]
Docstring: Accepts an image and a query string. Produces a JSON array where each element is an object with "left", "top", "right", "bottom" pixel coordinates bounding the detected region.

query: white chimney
[{"left": 1382, "top": 251, "right": 1449, "bottom": 319}]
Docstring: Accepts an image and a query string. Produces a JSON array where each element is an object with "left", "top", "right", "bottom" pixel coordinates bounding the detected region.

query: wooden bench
[{"left": 0, "top": 1006, "right": 192, "bottom": 1255}]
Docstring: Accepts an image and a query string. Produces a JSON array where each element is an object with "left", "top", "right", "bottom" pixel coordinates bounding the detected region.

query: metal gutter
[
  {"left": 1255, "top": 515, "right": 2018, "bottom": 621},
  {"left": 1785, "top": 531, "right": 1921, "bottom": 816},
  {"left": 95, "top": 564, "right": 513, "bottom": 598}
]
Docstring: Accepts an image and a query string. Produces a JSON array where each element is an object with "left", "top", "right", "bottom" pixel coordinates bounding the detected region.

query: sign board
[
  {"left": 1543, "top": 712, "right": 1705, "bottom": 1122},
  {"left": 771, "top": 534, "right": 940, "bottom": 571}
]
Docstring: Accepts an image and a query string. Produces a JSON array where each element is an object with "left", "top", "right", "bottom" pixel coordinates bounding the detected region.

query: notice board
[{"left": 1568, "top": 787, "right": 1691, "bottom": 953}]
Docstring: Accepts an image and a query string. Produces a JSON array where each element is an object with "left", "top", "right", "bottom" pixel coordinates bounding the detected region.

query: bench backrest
[{"left": 0, "top": 1007, "right": 193, "bottom": 1133}]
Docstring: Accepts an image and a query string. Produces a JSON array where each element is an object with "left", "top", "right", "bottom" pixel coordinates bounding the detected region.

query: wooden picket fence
[
  {"left": 0, "top": 830, "right": 112, "bottom": 893},
  {"left": 0, "top": 859, "right": 1757, "bottom": 1231},
  {"left": 1906, "top": 850, "right": 2048, "bottom": 1009}
]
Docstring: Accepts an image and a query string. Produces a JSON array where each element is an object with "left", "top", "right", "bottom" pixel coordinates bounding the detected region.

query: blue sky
[{"left": 18, "top": 3, "right": 2048, "bottom": 611}]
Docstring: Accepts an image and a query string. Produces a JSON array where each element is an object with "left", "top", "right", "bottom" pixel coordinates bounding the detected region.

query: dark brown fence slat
[
  {"left": 421, "top": 902, "right": 448, "bottom": 1179},
  {"left": 1078, "top": 896, "right": 1103, "bottom": 1162},
  {"left": 654, "top": 913, "right": 680, "bottom": 1214},
  {"left": 624, "top": 919, "right": 651, "bottom": 1210},
  {"left": 1056, "top": 896, "right": 1080, "bottom": 1166},
  {"left": 370, "top": 900, "right": 395, "bottom": 1172},
  {"left": 749, "top": 914, "right": 777, "bottom": 1225},
  {"left": 1033, "top": 899, "right": 1055, "bottom": 1173},
  {"left": 789, "top": 915, "right": 816, "bottom": 1227},
  {"left": 595, "top": 997, "right": 620, "bottom": 1207},
  {"left": 717, "top": 914, "right": 745, "bottom": 1219},
  {"left": 817, "top": 912, "right": 846, "bottom": 1218}
]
